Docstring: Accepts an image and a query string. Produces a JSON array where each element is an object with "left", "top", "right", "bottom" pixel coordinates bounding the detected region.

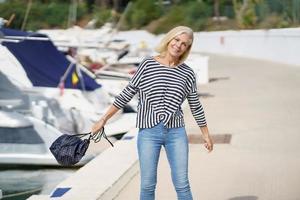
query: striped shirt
[{"left": 113, "top": 57, "right": 207, "bottom": 128}]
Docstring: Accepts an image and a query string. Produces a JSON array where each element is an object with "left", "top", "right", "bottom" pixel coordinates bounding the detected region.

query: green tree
[
  {"left": 233, "top": 0, "right": 262, "bottom": 28},
  {"left": 124, "top": 0, "right": 163, "bottom": 29}
]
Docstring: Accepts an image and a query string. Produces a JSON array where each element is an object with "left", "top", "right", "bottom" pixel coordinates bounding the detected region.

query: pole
[
  {"left": 68, "top": 0, "right": 77, "bottom": 28},
  {"left": 21, "top": 0, "right": 32, "bottom": 31}
]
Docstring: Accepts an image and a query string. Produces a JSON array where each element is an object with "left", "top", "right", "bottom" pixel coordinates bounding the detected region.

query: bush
[
  {"left": 93, "top": 7, "right": 113, "bottom": 28},
  {"left": 0, "top": 1, "right": 26, "bottom": 29},
  {"left": 147, "top": 1, "right": 212, "bottom": 34},
  {"left": 0, "top": 1, "right": 88, "bottom": 30},
  {"left": 184, "top": 1, "right": 212, "bottom": 30},
  {"left": 42, "top": 3, "right": 69, "bottom": 28},
  {"left": 152, "top": 6, "right": 185, "bottom": 33},
  {"left": 258, "top": 13, "right": 290, "bottom": 29},
  {"left": 124, "top": 0, "right": 163, "bottom": 29}
]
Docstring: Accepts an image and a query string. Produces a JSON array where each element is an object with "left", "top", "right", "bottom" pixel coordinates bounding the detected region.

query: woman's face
[{"left": 167, "top": 33, "right": 191, "bottom": 58}]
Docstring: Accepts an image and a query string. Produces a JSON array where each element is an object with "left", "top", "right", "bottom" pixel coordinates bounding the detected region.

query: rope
[{"left": 2, "top": 187, "right": 42, "bottom": 199}]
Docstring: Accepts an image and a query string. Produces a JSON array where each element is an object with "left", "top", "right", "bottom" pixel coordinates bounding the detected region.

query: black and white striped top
[{"left": 113, "top": 57, "right": 207, "bottom": 128}]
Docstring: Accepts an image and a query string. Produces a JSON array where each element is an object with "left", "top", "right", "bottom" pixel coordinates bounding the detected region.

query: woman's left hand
[
  {"left": 200, "top": 126, "right": 214, "bottom": 152},
  {"left": 202, "top": 134, "right": 213, "bottom": 152}
]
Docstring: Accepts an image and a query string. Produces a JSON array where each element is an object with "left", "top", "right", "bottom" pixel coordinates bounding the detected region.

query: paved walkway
[{"left": 115, "top": 54, "right": 300, "bottom": 200}]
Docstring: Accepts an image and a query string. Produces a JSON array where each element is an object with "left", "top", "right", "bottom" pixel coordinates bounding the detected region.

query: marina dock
[{"left": 28, "top": 54, "right": 300, "bottom": 199}]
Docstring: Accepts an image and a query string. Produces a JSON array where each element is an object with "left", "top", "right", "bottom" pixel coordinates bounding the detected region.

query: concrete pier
[
  {"left": 116, "top": 54, "right": 300, "bottom": 200},
  {"left": 29, "top": 54, "right": 300, "bottom": 200}
]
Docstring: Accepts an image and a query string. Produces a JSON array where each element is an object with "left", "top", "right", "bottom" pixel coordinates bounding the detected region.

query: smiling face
[{"left": 166, "top": 33, "right": 191, "bottom": 59}]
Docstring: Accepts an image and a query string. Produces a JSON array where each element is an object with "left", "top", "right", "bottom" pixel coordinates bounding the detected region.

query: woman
[{"left": 92, "top": 26, "right": 213, "bottom": 200}]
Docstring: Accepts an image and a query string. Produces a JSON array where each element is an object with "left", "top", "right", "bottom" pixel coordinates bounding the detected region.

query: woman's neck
[{"left": 158, "top": 54, "right": 179, "bottom": 67}]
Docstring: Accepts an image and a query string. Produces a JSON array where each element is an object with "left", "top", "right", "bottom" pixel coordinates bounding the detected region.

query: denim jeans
[{"left": 137, "top": 122, "right": 193, "bottom": 200}]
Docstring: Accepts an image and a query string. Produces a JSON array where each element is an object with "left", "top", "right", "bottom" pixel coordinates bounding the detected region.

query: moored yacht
[{"left": 0, "top": 110, "right": 93, "bottom": 167}]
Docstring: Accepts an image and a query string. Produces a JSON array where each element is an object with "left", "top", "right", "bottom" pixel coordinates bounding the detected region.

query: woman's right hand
[
  {"left": 91, "top": 118, "right": 106, "bottom": 135},
  {"left": 91, "top": 105, "right": 119, "bottom": 135}
]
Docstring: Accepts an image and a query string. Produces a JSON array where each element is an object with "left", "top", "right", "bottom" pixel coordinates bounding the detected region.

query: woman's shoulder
[
  {"left": 134, "top": 57, "right": 157, "bottom": 73},
  {"left": 137, "top": 56, "right": 156, "bottom": 67},
  {"left": 140, "top": 56, "right": 155, "bottom": 63},
  {"left": 180, "top": 62, "right": 196, "bottom": 76}
]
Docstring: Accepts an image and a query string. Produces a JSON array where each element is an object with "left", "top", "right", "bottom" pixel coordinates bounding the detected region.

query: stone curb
[{"left": 28, "top": 128, "right": 139, "bottom": 200}]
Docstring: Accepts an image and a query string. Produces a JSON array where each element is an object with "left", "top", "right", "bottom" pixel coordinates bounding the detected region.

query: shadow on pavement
[{"left": 228, "top": 195, "right": 258, "bottom": 200}]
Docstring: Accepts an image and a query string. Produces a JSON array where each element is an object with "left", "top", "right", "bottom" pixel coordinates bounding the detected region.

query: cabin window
[
  {"left": 0, "top": 126, "right": 47, "bottom": 154},
  {"left": 0, "top": 126, "right": 44, "bottom": 144}
]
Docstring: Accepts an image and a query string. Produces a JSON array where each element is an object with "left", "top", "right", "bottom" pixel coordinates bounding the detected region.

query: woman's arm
[
  {"left": 91, "top": 59, "right": 148, "bottom": 134},
  {"left": 200, "top": 126, "right": 213, "bottom": 152},
  {"left": 187, "top": 93, "right": 214, "bottom": 152},
  {"left": 187, "top": 93, "right": 213, "bottom": 152},
  {"left": 187, "top": 74, "right": 213, "bottom": 152},
  {"left": 91, "top": 104, "right": 119, "bottom": 134}
]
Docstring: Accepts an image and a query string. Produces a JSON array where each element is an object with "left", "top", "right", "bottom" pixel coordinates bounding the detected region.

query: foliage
[
  {"left": 185, "top": 1, "right": 212, "bottom": 29},
  {"left": 150, "top": 6, "right": 186, "bottom": 33},
  {"left": 257, "top": 0, "right": 300, "bottom": 26},
  {"left": 146, "top": 1, "right": 212, "bottom": 33},
  {"left": 123, "top": 0, "right": 163, "bottom": 29},
  {"left": 0, "top": 1, "right": 26, "bottom": 29},
  {"left": 0, "top": 0, "right": 86, "bottom": 30},
  {"left": 93, "top": 6, "right": 113, "bottom": 27},
  {"left": 233, "top": 0, "right": 263, "bottom": 29},
  {"left": 258, "top": 13, "right": 289, "bottom": 28},
  {"left": 0, "top": 0, "right": 299, "bottom": 33}
]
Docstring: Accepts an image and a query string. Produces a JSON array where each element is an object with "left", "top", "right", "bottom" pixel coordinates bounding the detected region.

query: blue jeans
[{"left": 137, "top": 122, "right": 193, "bottom": 200}]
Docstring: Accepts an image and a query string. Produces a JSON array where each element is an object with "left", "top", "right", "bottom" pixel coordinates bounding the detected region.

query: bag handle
[
  {"left": 75, "top": 133, "right": 90, "bottom": 138},
  {"left": 82, "top": 127, "right": 114, "bottom": 147}
]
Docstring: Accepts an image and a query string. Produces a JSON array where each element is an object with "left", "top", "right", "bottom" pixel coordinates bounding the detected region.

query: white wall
[{"left": 192, "top": 28, "right": 300, "bottom": 66}]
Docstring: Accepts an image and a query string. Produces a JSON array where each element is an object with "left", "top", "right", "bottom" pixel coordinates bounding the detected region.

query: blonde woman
[{"left": 92, "top": 26, "right": 213, "bottom": 200}]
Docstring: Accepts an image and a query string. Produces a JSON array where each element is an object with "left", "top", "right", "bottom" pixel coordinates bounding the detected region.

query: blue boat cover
[{"left": 0, "top": 28, "right": 100, "bottom": 91}]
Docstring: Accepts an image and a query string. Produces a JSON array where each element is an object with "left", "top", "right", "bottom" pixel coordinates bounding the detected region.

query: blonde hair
[{"left": 155, "top": 26, "right": 194, "bottom": 64}]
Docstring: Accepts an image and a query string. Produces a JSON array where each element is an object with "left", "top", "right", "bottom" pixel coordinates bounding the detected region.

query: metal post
[{"left": 21, "top": 0, "right": 32, "bottom": 31}]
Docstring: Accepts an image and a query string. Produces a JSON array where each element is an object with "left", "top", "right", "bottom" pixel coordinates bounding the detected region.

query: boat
[
  {"left": 0, "top": 28, "right": 136, "bottom": 136},
  {"left": 0, "top": 70, "right": 81, "bottom": 134},
  {"left": 0, "top": 110, "right": 93, "bottom": 167}
]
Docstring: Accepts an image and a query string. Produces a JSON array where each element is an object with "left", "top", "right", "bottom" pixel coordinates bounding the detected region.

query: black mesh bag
[{"left": 50, "top": 128, "right": 113, "bottom": 166}]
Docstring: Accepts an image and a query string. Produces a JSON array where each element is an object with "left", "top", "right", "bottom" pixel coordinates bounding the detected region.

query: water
[
  {"left": 0, "top": 134, "right": 117, "bottom": 199},
  {"left": 0, "top": 168, "right": 76, "bottom": 200}
]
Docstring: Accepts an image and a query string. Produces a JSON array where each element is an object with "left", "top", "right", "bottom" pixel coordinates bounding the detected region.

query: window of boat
[{"left": 0, "top": 126, "right": 47, "bottom": 154}]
